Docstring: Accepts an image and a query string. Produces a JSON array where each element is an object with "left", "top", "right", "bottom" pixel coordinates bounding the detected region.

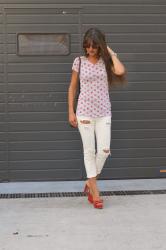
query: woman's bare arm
[
  {"left": 107, "top": 46, "right": 126, "bottom": 75},
  {"left": 68, "top": 70, "right": 79, "bottom": 127}
]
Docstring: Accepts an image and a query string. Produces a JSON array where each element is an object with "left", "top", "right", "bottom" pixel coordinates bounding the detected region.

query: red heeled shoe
[
  {"left": 84, "top": 184, "right": 103, "bottom": 205},
  {"left": 93, "top": 199, "right": 103, "bottom": 209},
  {"left": 83, "top": 183, "right": 93, "bottom": 204}
]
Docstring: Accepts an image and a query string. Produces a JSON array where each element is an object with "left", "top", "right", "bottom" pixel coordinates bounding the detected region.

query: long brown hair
[{"left": 82, "top": 27, "right": 127, "bottom": 88}]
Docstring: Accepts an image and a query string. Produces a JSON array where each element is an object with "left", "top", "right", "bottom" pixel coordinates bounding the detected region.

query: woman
[{"left": 68, "top": 27, "right": 127, "bottom": 209}]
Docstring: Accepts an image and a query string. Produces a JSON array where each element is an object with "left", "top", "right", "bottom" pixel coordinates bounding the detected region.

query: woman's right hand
[{"left": 68, "top": 112, "right": 78, "bottom": 128}]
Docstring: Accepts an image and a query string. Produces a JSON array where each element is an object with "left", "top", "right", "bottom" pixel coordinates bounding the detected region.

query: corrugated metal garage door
[
  {"left": 0, "top": 0, "right": 166, "bottom": 181},
  {"left": 1, "top": 5, "right": 84, "bottom": 181}
]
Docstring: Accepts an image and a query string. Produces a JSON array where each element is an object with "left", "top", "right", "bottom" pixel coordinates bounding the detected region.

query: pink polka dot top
[{"left": 72, "top": 56, "right": 112, "bottom": 118}]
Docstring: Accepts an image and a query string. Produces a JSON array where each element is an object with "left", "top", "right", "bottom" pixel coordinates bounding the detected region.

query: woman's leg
[
  {"left": 76, "top": 116, "right": 101, "bottom": 200},
  {"left": 77, "top": 116, "right": 97, "bottom": 178},
  {"left": 95, "top": 116, "right": 111, "bottom": 176}
]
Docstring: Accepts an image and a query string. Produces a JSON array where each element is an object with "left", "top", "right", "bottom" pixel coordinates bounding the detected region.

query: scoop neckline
[{"left": 85, "top": 56, "right": 101, "bottom": 65}]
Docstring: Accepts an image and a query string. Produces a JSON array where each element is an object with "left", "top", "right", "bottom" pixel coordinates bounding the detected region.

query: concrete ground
[{"left": 0, "top": 178, "right": 166, "bottom": 250}]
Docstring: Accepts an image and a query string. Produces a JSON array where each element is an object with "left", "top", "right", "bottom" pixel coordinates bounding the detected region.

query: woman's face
[{"left": 84, "top": 41, "right": 100, "bottom": 57}]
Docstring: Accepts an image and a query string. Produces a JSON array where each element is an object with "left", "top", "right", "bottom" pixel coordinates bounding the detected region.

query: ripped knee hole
[
  {"left": 80, "top": 120, "right": 91, "bottom": 124},
  {"left": 103, "top": 149, "right": 111, "bottom": 154}
]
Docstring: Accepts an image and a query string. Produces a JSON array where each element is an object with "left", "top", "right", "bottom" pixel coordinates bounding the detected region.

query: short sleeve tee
[{"left": 72, "top": 56, "right": 111, "bottom": 118}]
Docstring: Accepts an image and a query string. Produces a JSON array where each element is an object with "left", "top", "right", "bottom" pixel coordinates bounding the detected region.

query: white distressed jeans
[{"left": 76, "top": 115, "right": 111, "bottom": 178}]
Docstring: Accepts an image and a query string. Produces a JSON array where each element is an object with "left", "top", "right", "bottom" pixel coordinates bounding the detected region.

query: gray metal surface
[{"left": 0, "top": 0, "right": 166, "bottom": 181}]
